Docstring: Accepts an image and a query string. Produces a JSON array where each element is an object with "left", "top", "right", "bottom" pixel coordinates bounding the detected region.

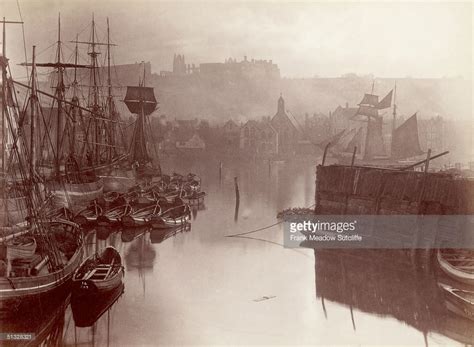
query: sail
[
  {"left": 317, "top": 129, "right": 346, "bottom": 149},
  {"left": 359, "top": 93, "right": 379, "bottom": 107},
  {"left": 344, "top": 128, "right": 363, "bottom": 154},
  {"left": 377, "top": 90, "right": 393, "bottom": 109},
  {"left": 356, "top": 105, "right": 379, "bottom": 118},
  {"left": 364, "top": 117, "right": 386, "bottom": 159},
  {"left": 336, "top": 128, "right": 356, "bottom": 151},
  {"left": 391, "top": 113, "right": 423, "bottom": 159},
  {"left": 124, "top": 86, "right": 158, "bottom": 115},
  {"left": 129, "top": 113, "right": 150, "bottom": 165}
]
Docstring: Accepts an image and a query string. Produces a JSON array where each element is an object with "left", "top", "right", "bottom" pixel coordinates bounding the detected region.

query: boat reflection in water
[
  {"left": 124, "top": 233, "right": 156, "bottom": 271},
  {"left": 121, "top": 226, "right": 148, "bottom": 243},
  {"left": 150, "top": 223, "right": 190, "bottom": 244},
  {"left": 0, "top": 289, "right": 69, "bottom": 346},
  {"left": 314, "top": 249, "right": 474, "bottom": 345}
]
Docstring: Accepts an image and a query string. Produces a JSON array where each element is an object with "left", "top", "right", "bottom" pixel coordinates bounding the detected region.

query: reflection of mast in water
[
  {"left": 2, "top": 292, "right": 69, "bottom": 346},
  {"left": 313, "top": 249, "right": 474, "bottom": 345},
  {"left": 125, "top": 233, "right": 156, "bottom": 296}
]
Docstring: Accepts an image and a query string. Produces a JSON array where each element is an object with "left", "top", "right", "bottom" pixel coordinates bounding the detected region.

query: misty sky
[{"left": 1, "top": 1, "right": 472, "bottom": 79}]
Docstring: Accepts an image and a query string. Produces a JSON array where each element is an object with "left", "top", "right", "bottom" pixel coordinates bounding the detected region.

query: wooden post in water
[
  {"left": 351, "top": 146, "right": 357, "bottom": 167},
  {"left": 234, "top": 176, "right": 240, "bottom": 222},
  {"left": 219, "top": 161, "right": 222, "bottom": 184},
  {"left": 424, "top": 149, "right": 432, "bottom": 174},
  {"left": 322, "top": 142, "right": 331, "bottom": 166},
  {"left": 268, "top": 160, "right": 271, "bottom": 177},
  {"left": 412, "top": 149, "right": 432, "bottom": 263}
]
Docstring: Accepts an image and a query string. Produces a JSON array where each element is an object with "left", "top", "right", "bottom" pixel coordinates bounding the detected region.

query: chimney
[{"left": 345, "top": 102, "right": 349, "bottom": 109}]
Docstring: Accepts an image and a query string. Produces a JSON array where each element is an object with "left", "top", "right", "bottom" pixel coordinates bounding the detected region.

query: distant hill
[{"left": 146, "top": 72, "right": 471, "bottom": 123}]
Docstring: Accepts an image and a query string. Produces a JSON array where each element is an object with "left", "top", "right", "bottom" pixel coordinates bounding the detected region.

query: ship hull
[
  {"left": 0, "top": 245, "right": 83, "bottom": 317},
  {"left": 48, "top": 179, "right": 103, "bottom": 209}
]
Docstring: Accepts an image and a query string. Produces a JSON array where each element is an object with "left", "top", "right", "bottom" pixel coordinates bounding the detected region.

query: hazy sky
[{"left": 1, "top": 1, "right": 472, "bottom": 79}]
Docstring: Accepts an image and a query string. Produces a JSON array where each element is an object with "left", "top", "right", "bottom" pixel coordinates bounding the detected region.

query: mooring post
[
  {"left": 322, "top": 142, "right": 331, "bottom": 166},
  {"left": 234, "top": 176, "right": 240, "bottom": 222},
  {"left": 424, "top": 149, "right": 431, "bottom": 174},
  {"left": 351, "top": 146, "right": 357, "bottom": 167},
  {"left": 412, "top": 149, "right": 432, "bottom": 263},
  {"left": 219, "top": 161, "right": 223, "bottom": 182}
]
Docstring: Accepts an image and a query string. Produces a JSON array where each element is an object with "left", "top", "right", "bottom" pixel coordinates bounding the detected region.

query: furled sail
[
  {"left": 391, "top": 113, "right": 423, "bottom": 159},
  {"left": 124, "top": 86, "right": 158, "bottom": 116},
  {"left": 364, "top": 117, "right": 386, "bottom": 159}
]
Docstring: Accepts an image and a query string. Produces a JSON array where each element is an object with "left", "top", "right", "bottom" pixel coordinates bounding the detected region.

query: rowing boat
[
  {"left": 72, "top": 246, "right": 124, "bottom": 296},
  {"left": 437, "top": 249, "right": 474, "bottom": 285}
]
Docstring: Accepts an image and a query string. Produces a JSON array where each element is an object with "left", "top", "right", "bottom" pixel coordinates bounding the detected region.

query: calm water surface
[{"left": 7, "top": 157, "right": 474, "bottom": 346}]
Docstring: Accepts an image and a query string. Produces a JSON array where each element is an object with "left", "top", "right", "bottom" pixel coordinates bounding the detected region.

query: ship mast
[
  {"left": 71, "top": 15, "right": 117, "bottom": 165},
  {"left": 106, "top": 17, "right": 116, "bottom": 161},
  {"left": 1, "top": 18, "right": 23, "bottom": 175},
  {"left": 55, "top": 14, "right": 64, "bottom": 178},
  {"left": 392, "top": 82, "right": 397, "bottom": 139},
  {"left": 22, "top": 14, "right": 91, "bottom": 178},
  {"left": 29, "top": 46, "right": 36, "bottom": 180}
]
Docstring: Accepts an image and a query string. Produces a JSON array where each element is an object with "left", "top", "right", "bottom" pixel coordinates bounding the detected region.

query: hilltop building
[{"left": 160, "top": 54, "right": 279, "bottom": 79}]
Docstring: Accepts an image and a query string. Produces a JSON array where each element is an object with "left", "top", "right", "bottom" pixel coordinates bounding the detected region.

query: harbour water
[{"left": 4, "top": 157, "right": 473, "bottom": 346}]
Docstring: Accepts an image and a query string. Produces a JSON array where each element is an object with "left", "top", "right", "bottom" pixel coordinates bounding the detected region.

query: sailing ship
[
  {"left": 323, "top": 84, "right": 425, "bottom": 166},
  {"left": 124, "top": 68, "right": 162, "bottom": 179},
  {"left": 0, "top": 42, "right": 84, "bottom": 316},
  {"left": 0, "top": 20, "right": 30, "bottom": 229},
  {"left": 16, "top": 16, "right": 111, "bottom": 210}
]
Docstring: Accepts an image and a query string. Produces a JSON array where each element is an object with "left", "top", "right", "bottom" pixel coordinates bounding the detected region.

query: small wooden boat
[
  {"left": 97, "top": 204, "right": 133, "bottom": 227},
  {"left": 185, "top": 173, "right": 201, "bottom": 192},
  {"left": 439, "top": 283, "right": 474, "bottom": 321},
  {"left": 73, "top": 200, "right": 103, "bottom": 226},
  {"left": 6, "top": 236, "right": 37, "bottom": 260},
  {"left": 72, "top": 282, "right": 124, "bottom": 327},
  {"left": 45, "top": 206, "right": 74, "bottom": 221},
  {"left": 151, "top": 198, "right": 191, "bottom": 229},
  {"left": 121, "top": 202, "right": 161, "bottom": 227},
  {"left": 181, "top": 190, "right": 206, "bottom": 205},
  {"left": 72, "top": 246, "right": 124, "bottom": 296},
  {"left": 437, "top": 249, "right": 474, "bottom": 285}
]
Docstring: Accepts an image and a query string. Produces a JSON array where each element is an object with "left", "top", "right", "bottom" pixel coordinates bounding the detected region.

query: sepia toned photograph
[{"left": 0, "top": 0, "right": 473, "bottom": 346}]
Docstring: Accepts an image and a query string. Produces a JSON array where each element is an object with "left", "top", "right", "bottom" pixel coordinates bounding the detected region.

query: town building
[
  {"left": 329, "top": 103, "right": 359, "bottom": 135},
  {"left": 240, "top": 119, "right": 277, "bottom": 156},
  {"left": 270, "top": 95, "right": 301, "bottom": 155},
  {"left": 222, "top": 119, "right": 240, "bottom": 150}
]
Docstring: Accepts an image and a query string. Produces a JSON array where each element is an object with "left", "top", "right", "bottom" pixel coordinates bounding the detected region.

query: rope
[
  {"left": 228, "top": 235, "right": 312, "bottom": 260},
  {"left": 225, "top": 203, "right": 316, "bottom": 238},
  {"left": 225, "top": 221, "right": 283, "bottom": 238}
]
